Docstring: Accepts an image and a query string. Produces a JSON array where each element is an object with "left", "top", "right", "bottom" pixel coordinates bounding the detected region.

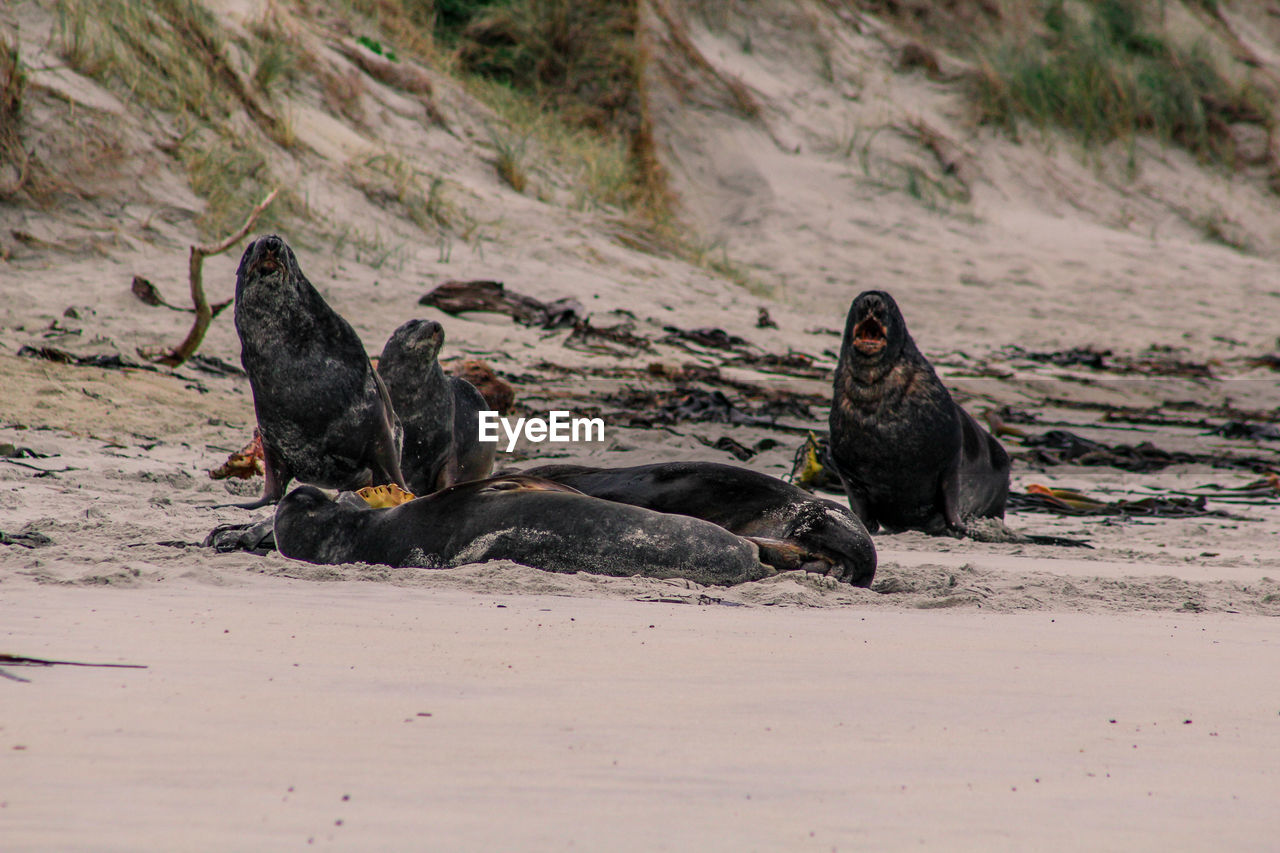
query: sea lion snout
[
  {"left": 401, "top": 318, "right": 446, "bottom": 357},
  {"left": 244, "top": 234, "right": 290, "bottom": 278}
]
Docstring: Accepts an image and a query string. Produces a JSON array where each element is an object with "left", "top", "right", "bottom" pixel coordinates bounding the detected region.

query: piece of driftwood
[
  {"left": 142, "top": 188, "right": 279, "bottom": 368},
  {"left": 419, "top": 279, "right": 583, "bottom": 329}
]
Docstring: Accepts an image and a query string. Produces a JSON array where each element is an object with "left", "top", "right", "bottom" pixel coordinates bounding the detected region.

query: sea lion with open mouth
[
  {"left": 273, "top": 476, "right": 774, "bottom": 586},
  {"left": 376, "top": 319, "right": 496, "bottom": 494},
  {"left": 232, "top": 234, "right": 407, "bottom": 508},
  {"left": 829, "top": 290, "right": 1009, "bottom": 534},
  {"left": 519, "top": 461, "right": 877, "bottom": 586}
]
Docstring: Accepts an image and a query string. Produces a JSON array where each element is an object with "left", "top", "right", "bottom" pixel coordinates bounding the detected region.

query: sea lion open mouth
[
  {"left": 254, "top": 256, "right": 281, "bottom": 275},
  {"left": 852, "top": 315, "right": 887, "bottom": 355}
]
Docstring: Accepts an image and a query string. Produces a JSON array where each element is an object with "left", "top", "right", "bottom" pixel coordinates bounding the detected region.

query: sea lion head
[
  {"left": 236, "top": 234, "right": 301, "bottom": 293},
  {"left": 382, "top": 318, "right": 446, "bottom": 365},
  {"left": 843, "top": 290, "right": 907, "bottom": 363},
  {"left": 273, "top": 485, "right": 356, "bottom": 563}
]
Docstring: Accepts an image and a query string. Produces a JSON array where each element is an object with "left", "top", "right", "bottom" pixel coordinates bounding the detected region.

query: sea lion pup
[
  {"left": 519, "top": 461, "right": 876, "bottom": 587},
  {"left": 829, "top": 290, "right": 1009, "bottom": 535},
  {"left": 376, "top": 319, "right": 496, "bottom": 494},
  {"left": 273, "top": 477, "right": 773, "bottom": 586},
  {"left": 233, "top": 234, "right": 406, "bottom": 508}
]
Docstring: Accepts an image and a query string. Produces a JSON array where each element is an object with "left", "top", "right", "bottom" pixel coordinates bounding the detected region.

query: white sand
[{"left": 6, "top": 580, "right": 1280, "bottom": 851}]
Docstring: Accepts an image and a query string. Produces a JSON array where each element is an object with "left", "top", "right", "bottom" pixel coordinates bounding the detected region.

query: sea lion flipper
[
  {"left": 939, "top": 461, "right": 964, "bottom": 533},
  {"left": 837, "top": 473, "right": 878, "bottom": 534},
  {"left": 369, "top": 368, "right": 410, "bottom": 491},
  {"left": 744, "top": 537, "right": 839, "bottom": 576}
]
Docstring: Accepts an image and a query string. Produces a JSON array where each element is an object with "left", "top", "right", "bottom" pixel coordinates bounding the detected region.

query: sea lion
[
  {"left": 828, "top": 290, "right": 1009, "bottom": 534},
  {"left": 376, "top": 319, "right": 497, "bottom": 494},
  {"left": 520, "top": 461, "right": 877, "bottom": 586},
  {"left": 233, "top": 234, "right": 406, "bottom": 508},
  {"left": 273, "top": 477, "right": 773, "bottom": 586}
]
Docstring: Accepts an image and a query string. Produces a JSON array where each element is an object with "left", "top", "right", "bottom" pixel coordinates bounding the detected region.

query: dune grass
[
  {"left": 348, "top": 151, "right": 466, "bottom": 234},
  {"left": 970, "top": 0, "right": 1269, "bottom": 166},
  {"left": 179, "top": 131, "right": 297, "bottom": 240},
  {"left": 0, "top": 36, "right": 27, "bottom": 195},
  {"left": 54, "top": 0, "right": 234, "bottom": 121}
]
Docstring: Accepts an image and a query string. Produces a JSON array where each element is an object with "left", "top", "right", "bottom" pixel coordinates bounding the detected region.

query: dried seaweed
[
  {"left": 17, "top": 345, "right": 154, "bottom": 371},
  {"left": 600, "top": 387, "right": 810, "bottom": 433},
  {"left": 1213, "top": 421, "right": 1280, "bottom": 441},
  {"left": 1021, "top": 430, "right": 1197, "bottom": 472},
  {"left": 1, "top": 443, "right": 49, "bottom": 459},
  {"left": 563, "top": 319, "right": 653, "bottom": 354},
  {"left": 787, "top": 432, "right": 843, "bottom": 492},
  {"left": 208, "top": 431, "right": 264, "bottom": 480},
  {"left": 447, "top": 359, "right": 516, "bottom": 414},
  {"left": 1246, "top": 353, "right": 1280, "bottom": 370},
  {"left": 186, "top": 354, "right": 245, "bottom": 377},
  {"left": 722, "top": 350, "right": 831, "bottom": 380},
  {"left": 1019, "top": 428, "right": 1279, "bottom": 473},
  {"left": 0, "top": 530, "right": 52, "bottom": 548},
  {"left": 693, "top": 435, "right": 780, "bottom": 461},
  {"left": 660, "top": 325, "right": 751, "bottom": 351},
  {"left": 1007, "top": 486, "right": 1244, "bottom": 519},
  {"left": 1005, "top": 345, "right": 1215, "bottom": 378}
]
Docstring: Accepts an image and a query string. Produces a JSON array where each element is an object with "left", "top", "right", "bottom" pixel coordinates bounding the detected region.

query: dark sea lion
[
  {"left": 519, "top": 461, "right": 876, "bottom": 586},
  {"left": 376, "top": 319, "right": 497, "bottom": 494},
  {"left": 233, "top": 234, "right": 406, "bottom": 508},
  {"left": 829, "top": 290, "right": 1009, "bottom": 534},
  {"left": 273, "top": 477, "right": 773, "bottom": 586}
]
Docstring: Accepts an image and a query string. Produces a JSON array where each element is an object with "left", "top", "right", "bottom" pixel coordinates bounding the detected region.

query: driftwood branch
[{"left": 149, "top": 188, "right": 279, "bottom": 368}]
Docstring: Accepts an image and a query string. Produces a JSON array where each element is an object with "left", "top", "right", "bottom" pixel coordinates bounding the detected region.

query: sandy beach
[
  {"left": 7, "top": 581, "right": 1280, "bottom": 851},
  {"left": 4, "top": 0, "right": 1280, "bottom": 847}
]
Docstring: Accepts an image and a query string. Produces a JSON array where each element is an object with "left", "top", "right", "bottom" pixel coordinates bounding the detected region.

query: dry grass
[
  {"left": 54, "top": 0, "right": 232, "bottom": 121},
  {"left": 321, "top": 68, "right": 368, "bottom": 124},
  {"left": 0, "top": 35, "right": 29, "bottom": 199},
  {"left": 969, "top": 0, "right": 1270, "bottom": 168},
  {"left": 50, "top": 0, "right": 310, "bottom": 233},
  {"left": 179, "top": 131, "right": 293, "bottom": 240},
  {"left": 456, "top": 0, "right": 673, "bottom": 217},
  {"left": 348, "top": 151, "right": 466, "bottom": 233},
  {"left": 333, "top": 0, "right": 441, "bottom": 62}
]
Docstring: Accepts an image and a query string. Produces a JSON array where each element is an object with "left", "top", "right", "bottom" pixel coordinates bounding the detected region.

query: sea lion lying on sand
[
  {"left": 520, "top": 461, "right": 877, "bottom": 586},
  {"left": 829, "top": 290, "right": 1009, "bottom": 534},
  {"left": 233, "top": 234, "right": 406, "bottom": 508},
  {"left": 377, "top": 319, "right": 496, "bottom": 493},
  {"left": 273, "top": 476, "right": 775, "bottom": 586}
]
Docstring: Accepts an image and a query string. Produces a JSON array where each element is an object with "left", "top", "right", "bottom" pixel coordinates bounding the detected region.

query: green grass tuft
[
  {"left": 971, "top": 0, "right": 1269, "bottom": 166},
  {"left": 180, "top": 132, "right": 293, "bottom": 239},
  {"left": 55, "top": 0, "right": 233, "bottom": 121},
  {"left": 0, "top": 36, "right": 27, "bottom": 183}
]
